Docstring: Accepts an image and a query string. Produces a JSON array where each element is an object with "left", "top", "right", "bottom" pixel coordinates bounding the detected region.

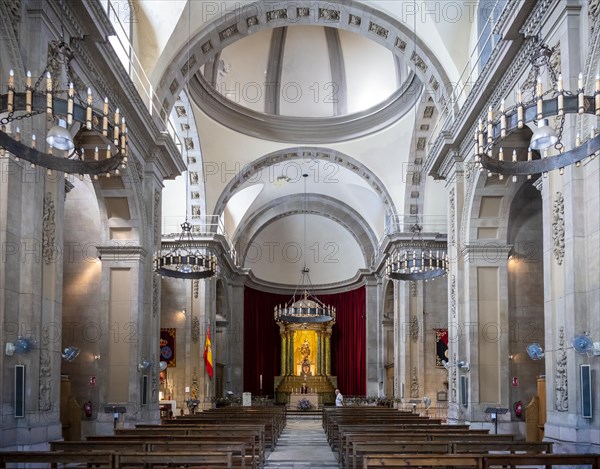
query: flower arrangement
[{"left": 297, "top": 398, "right": 312, "bottom": 411}]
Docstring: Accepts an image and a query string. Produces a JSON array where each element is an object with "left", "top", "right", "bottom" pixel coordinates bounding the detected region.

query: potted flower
[{"left": 297, "top": 398, "right": 312, "bottom": 411}]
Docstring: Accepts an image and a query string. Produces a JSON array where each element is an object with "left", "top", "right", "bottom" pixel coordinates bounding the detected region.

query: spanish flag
[{"left": 203, "top": 326, "right": 214, "bottom": 379}]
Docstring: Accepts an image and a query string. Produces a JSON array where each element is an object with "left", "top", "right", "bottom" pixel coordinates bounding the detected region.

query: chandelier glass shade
[
  {"left": 154, "top": 221, "right": 217, "bottom": 280},
  {"left": 477, "top": 40, "right": 599, "bottom": 180},
  {"left": 386, "top": 224, "right": 449, "bottom": 281},
  {"left": 0, "top": 40, "right": 127, "bottom": 177}
]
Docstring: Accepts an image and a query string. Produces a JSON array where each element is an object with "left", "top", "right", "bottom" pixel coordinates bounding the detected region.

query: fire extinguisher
[
  {"left": 514, "top": 400, "right": 523, "bottom": 418},
  {"left": 84, "top": 401, "right": 93, "bottom": 418}
]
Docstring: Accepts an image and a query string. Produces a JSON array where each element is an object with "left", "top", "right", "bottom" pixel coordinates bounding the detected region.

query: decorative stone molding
[
  {"left": 410, "top": 315, "right": 419, "bottom": 342},
  {"left": 193, "top": 279, "right": 199, "bottom": 299},
  {"left": 151, "top": 368, "right": 157, "bottom": 403},
  {"left": 153, "top": 190, "right": 160, "bottom": 244},
  {"left": 38, "top": 333, "right": 51, "bottom": 411},
  {"left": 410, "top": 367, "right": 419, "bottom": 398},
  {"left": 449, "top": 189, "right": 456, "bottom": 247},
  {"left": 590, "top": 0, "right": 600, "bottom": 36},
  {"left": 552, "top": 192, "right": 565, "bottom": 265},
  {"left": 191, "top": 367, "right": 199, "bottom": 400},
  {"left": 42, "top": 192, "right": 56, "bottom": 265},
  {"left": 410, "top": 281, "right": 417, "bottom": 297},
  {"left": 555, "top": 327, "right": 568, "bottom": 412},
  {"left": 460, "top": 162, "right": 478, "bottom": 247},
  {"left": 450, "top": 353, "right": 457, "bottom": 403},
  {"left": 450, "top": 275, "right": 456, "bottom": 319},
  {"left": 191, "top": 317, "right": 200, "bottom": 342},
  {"left": 152, "top": 275, "right": 159, "bottom": 318}
]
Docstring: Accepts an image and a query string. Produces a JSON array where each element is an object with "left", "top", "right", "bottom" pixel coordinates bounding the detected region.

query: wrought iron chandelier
[
  {"left": 154, "top": 220, "right": 217, "bottom": 279},
  {"left": 477, "top": 38, "right": 599, "bottom": 180},
  {"left": 0, "top": 38, "right": 127, "bottom": 177},
  {"left": 274, "top": 174, "right": 335, "bottom": 324},
  {"left": 386, "top": 223, "right": 449, "bottom": 281}
]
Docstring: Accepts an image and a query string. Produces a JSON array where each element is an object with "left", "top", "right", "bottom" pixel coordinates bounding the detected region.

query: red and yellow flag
[{"left": 203, "top": 326, "right": 213, "bottom": 379}]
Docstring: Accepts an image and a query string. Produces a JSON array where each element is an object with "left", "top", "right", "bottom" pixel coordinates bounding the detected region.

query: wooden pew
[
  {"left": 349, "top": 441, "right": 553, "bottom": 469},
  {"left": 87, "top": 434, "right": 260, "bottom": 468},
  {"left": 362, "top": 453, "right": 600, "bottom": 468},
  {"left": 114, "top": 451, "right": 232, "bottom": 468},
  {"left": 51, "top": 440, "right": 250, "bottom": 469},
  {"left": 0, "top": 451, "right": 114, "bottom": 467}
]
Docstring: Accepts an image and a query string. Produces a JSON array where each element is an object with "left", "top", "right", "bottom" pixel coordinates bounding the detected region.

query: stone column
[
  {"left": 280, "top": 325, "right": 287, "bottom": 376},
  {"left": 325, "top": 328, "right": 332, "bottom": 376},
  {"left": 228, "top": 281, "right": 244, "bottom": 395},
  {"left": 394, "top": 280, "right": 411, "bottom": 401},
  {"left": 365, "top": 277, "right": 380, "bottom": 395}
]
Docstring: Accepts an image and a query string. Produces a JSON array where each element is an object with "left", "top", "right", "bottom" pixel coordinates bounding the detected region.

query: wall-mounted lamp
[
  {"left": 93, "top": 354, "right": 101, "bottom": 361},
  {"left": 5, "top": 337, "right": 35, "bottom": 356},
  {"left": 457, "top": 361, "right": 470, "bottom": 372}
]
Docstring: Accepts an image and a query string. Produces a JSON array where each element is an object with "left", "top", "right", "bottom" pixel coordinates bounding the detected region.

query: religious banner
[
  {"left": 160, "top": 328, "right": 176, "bottom": 367},
  {"left": 435, "top": 329, "right": 448, "bottom": 367}
]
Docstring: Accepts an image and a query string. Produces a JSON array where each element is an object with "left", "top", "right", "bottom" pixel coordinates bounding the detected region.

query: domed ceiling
[{"left": 208, "top": 26, "right": 405, "bottom": 118}]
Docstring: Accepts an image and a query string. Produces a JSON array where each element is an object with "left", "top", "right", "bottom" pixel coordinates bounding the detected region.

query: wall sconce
[
  {"left": 457, "top": 360, "right": 470, "bottom": 372},
  {"left": 93, "top": 354, "right": 101, "bottom": 361}
]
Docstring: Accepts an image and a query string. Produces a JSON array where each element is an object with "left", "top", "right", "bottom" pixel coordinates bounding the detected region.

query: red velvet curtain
[{"left": 243, "top": 286, "right": 366, "bottom": 396}]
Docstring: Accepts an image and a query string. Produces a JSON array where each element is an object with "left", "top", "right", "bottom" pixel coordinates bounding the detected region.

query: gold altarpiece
[{"left": 274, "top": 322, "right": 337, "bottom": 406}]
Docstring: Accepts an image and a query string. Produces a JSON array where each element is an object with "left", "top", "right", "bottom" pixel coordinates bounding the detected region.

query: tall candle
[
  {"left": 46, "top": 72, "right": 52, "bottom": 115},
  {"left": 86, "top": 88, "right": 93, "bottom": 130},
  {"left": 25, "top": 71, "right": 32, "bottom": 113},
  {"left": 67, "top": 83, "right": 74, "bottom": 125},
  {"left": 7, "top": 69, "right": 14, "bottom": 112}
]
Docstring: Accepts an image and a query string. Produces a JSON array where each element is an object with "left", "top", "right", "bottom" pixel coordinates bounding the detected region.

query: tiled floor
[{"left": 264, "top": 417, "right": 339, "bottom": 468}]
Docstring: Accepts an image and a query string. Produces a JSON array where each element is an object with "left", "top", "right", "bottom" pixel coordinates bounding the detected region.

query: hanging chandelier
[
  {"left": 274, "top": 174, "right": 335, "bottom": 324},
  {"left": 386, "top": 223, "right": 449, "bottom": 281},
  {"left": 477, "top": 38, "right": 599, "bottom": 180},
  {"left": 154, "top": 221, "right": 217, "bottom": 279},
  {"left": 0, "top": 38, "right": 127, "bottom": 177}
]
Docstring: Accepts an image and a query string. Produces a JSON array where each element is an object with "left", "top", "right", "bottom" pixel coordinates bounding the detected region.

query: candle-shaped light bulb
[
  {"left": 25, "top": 71, "right": 32, "bottom": 112},
  {"left": 15, "top": 126, "right": 20, "bottom": 141},
  {"left": 517, "top": 88, "right": 524, "bottom": 128},
  {"left": 31, "top": 134, "right": 36, "bottom": 149},
  {"left": 67, "top": 82, "right": 74, "bottom": 125},
  {"left": 7, "top": 69, "right": 14, "bottom": 112},
  {"left": 559, "top": 167, "right": 564, "bottom": 175},
  {"left": 86, "top": 88, "right": 93, "bottom": 130},
  {"left": 46, "top": 72, "right": 53, "bottom": 115},
  {"left": 512, "top": 150, "right": 517, "bottom": 162},
  {"left": 106, "top": 145, "right": 111, "bottom": 159},
  {"left": 499, "top": 147, "right": 504, "bottom": 161},
  {"left": 536, "top": 77, "right": 543, "bottom": 97},
  {"left": 94, "top": 146, "right": 99, "bottom": 161},
  {"left": 500, "top": 99, "right": 507, "bottom": 137},
  {"left": 527, "top": 147, "right": 532, "bottom": 161},
  {"left": 576, "top": 133, "right": 581, "bottom": 147},
  {"left": 578, "top": 72, "right": 584, "bottom": 90},
  {"left": 102, "top": 97, "right": 109, "bottom": 135},
  {"left": 557, "top": 74, "right": 563, "bottom": 92}
]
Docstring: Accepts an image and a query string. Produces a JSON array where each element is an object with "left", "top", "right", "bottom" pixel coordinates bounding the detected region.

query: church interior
[{"left": 0, "top": 0, "right": 599, "bottom": 462}]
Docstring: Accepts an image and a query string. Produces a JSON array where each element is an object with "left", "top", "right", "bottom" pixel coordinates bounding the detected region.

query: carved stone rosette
[
  {"left": 410, "top": 315, "right": 419, "bottom": 342},
  {"left": 42, "top": 192, "right": 56, "bottom": 265},
  {"left": 555, "top": 327, "right": 568, "bottom": 411},
  {"left": 191, "top": 317, "right": 200, "bottom": 342},
  {"left": 552, "top": 192, "right": 565, "bottom": 265},
  {"left": 38, "top": 333, "right": 51, "bottom": 411},
  {"left": 153, "top": 190, "right": 160, "bottom": 244},
  {"left": 410, "top": 367, "right": 419, "bottom": 398}
]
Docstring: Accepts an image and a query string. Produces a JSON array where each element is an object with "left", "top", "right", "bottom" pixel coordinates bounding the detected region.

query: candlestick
[
  {"left": 557, "top": 74, "right": 564, "bottom": 116},
  {"left": 517, "top": 89, "right": 523, "bottom": 128},
  {"left": 7, "top": 70, "right": 14, "bottom": 112},
  {"left": 67, "top": 83, "right": 74, "bottom": 125},
  {"left": 86, "top": 88, "right": 93, "bottom": 130},
  {"left": 536, "top": 78, "right": 543, "bottom": 120},
  {"left": 25, "top": 71, "right": 32, "bottom": 113},
  {"left": 102, "top": 97, "right": 109, "bottom": 135}
]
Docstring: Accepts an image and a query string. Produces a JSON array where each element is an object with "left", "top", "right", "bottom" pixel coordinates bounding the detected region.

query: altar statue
[{"left": 300, "top": 339, "right": 310, "bottom": 360}]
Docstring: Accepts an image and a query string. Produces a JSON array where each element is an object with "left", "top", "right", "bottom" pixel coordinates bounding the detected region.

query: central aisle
[{"left": 265, "top": 416, "right": 339, "bottom": 468}]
